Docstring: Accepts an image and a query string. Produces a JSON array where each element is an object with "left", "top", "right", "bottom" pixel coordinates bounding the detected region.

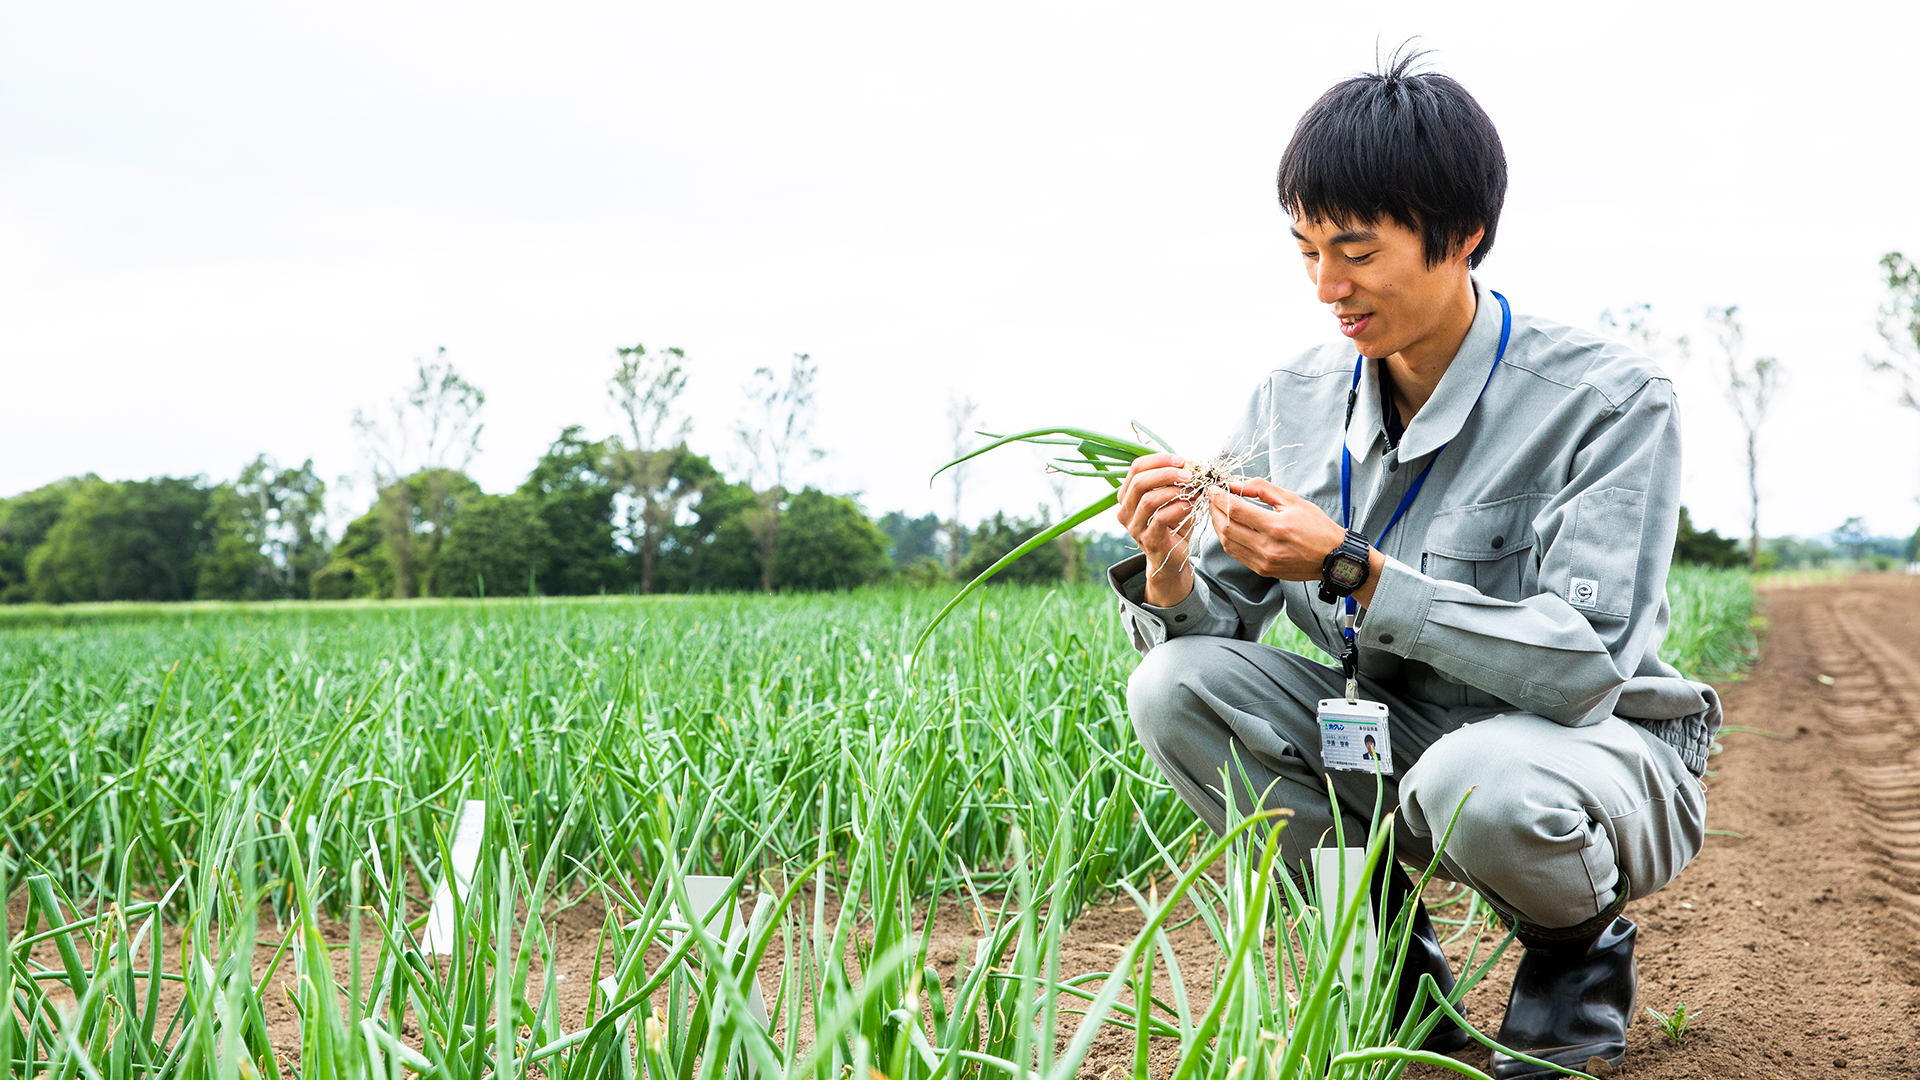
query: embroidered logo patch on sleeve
[{"left": 1569, "top": 577, "right": 1600, "bottom": 608}]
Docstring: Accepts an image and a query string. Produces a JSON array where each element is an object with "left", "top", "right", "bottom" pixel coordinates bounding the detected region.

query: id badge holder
[
  {"left": 1324, "top": 603, "right": 1393, "bottom": 775},
  {"left": 1318, "top": 696, "right": 1393, "bottom": 775}
]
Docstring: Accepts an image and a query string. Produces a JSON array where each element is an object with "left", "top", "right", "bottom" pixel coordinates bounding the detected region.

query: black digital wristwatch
[{"left": 1317, "top": 528, "right": 1373, "bottom": 603}]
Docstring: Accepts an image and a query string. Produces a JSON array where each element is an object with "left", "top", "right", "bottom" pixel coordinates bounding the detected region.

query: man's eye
[
  {"left": 1299, "top": 250, "right": 1319, "bottom": 261},
  {"left": 1347, "top": 252, "right": 1374, "bottom": 264}
]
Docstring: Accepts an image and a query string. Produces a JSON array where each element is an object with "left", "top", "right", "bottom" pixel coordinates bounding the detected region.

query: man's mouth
[{"left": 1336, "top": 312, "right": 1373, "bottom": 339}]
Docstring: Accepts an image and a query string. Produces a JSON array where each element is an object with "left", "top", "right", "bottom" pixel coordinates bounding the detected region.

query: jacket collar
[{"left": 1343, "top": 278, "right": 1504, "bottom": 464}]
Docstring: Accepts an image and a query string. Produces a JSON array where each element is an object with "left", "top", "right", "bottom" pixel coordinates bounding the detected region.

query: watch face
[{"left": 1331, "top": 555, "right": 1366, "bottom": 587}]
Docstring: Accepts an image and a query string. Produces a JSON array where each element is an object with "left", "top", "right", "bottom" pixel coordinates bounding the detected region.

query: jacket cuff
[
  {"left": 1107, "top": 553, "right": 1214, "bottom": 653},
  {"left": 1354, "top": 554, "right": 1433, "bottom": 655}
]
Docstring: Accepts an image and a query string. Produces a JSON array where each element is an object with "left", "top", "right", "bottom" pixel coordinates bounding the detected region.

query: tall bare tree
[
  {"left": 1869, "top": 251, "right": 1920, "bottom": 412},
  {"left": 1046, "top": 474, "right": 1081, "bottom": 585},
  {"left": 608, "top": 342, "right": 690, "bottom": 594},
  {"left": 352, "top": 348, "right": 485, "bottom": 597},
  {"left": 944, "top": 394, "right": 978, "bottom": 573},
  {"left": 1599, "top": 302, "right": 1691, "bottom": 365},
  {"left": 1708, "top": 306, "right": 1782, "bottom": 570},
  {"left": 734, "top": 353, "right": 821, "bottom": 591}
]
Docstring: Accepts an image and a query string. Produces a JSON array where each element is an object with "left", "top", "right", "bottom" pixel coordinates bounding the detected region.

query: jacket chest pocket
[{"left": 1420, "top": 495, "right": 1545, "bottom": 604}]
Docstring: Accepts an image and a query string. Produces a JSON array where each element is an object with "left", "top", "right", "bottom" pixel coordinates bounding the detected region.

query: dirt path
[{"left": 1405, "top": 574, "right": 1920, "bottom": 1077}]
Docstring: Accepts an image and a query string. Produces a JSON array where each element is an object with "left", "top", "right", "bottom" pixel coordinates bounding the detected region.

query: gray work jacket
[{"left": 1108, "top": 280, "right": 1722, "bottom": 775}]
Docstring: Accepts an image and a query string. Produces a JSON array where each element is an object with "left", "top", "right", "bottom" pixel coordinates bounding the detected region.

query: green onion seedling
[
  {"left": 1646, "top": 1002, "right": 1698, "bottom": 1045},
  {"left": 912, "top": 421, "right": 1294, "bottom": 663}
]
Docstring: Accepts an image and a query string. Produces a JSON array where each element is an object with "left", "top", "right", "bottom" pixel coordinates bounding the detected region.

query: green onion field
[{"left": 0, "top": 566, "right": 1757, "bottom": 1079}]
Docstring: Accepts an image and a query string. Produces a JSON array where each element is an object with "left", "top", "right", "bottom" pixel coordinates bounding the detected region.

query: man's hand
[
  {"left": 1116, "top": 453, "right": 1195, "bottom": 607},
  {"left": 1209, "top": 478, "right": 1387, "bottom": 607}
]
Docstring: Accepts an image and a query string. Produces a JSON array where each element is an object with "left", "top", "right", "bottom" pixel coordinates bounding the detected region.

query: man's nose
[{"left": 1315, "top": 261, "right": 1353, "bottom": 306}]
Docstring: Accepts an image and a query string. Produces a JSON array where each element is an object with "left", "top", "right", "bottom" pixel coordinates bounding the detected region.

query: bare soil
[{"left": 12, "top": 576, "right": 1920, "bottom": 1077}]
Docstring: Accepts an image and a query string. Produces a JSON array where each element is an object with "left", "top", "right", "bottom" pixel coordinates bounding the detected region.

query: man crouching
[{"left": 1108, "top": 50, "right": 1717, "bottom": 1078}]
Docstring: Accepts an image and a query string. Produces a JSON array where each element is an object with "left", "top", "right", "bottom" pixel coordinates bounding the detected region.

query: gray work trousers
[{"left": 1128, "top": 636, "right": 1707, "bottom": 929}]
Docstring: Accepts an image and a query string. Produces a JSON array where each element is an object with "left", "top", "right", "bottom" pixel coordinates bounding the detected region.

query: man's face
[{"left": 1289, "top": 214, "right": 1479, "bottom": 359}]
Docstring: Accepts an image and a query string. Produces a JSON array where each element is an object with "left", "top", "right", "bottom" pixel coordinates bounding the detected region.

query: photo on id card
[{"left": 1317, "top": 697, "right": 1392, "bottom": 774}]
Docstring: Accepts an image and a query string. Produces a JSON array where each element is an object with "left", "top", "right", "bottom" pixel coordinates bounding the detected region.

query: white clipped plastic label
[
  {"left": 420, "top": 800, "right": 488, "bottom": 954},
  {"left": 598, "top": 976, "right": 630, "bottom": 1034},
  {"left": 672, "top": 877, "right": 772, "bottom": 1029},
  {"left": 1317, "top": 697, "right": 1393, "bottom": 774},
  {"left": 673, "top": 876, "right": 739, "bottom": 949},
  {"left": 1312, "top": 845, "right": 1378, "bottom": 998}
]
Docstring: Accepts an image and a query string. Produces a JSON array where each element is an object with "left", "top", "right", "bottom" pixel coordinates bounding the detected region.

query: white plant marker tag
[
  {"left": 420, "top": 800, "right": 488, "bottom": 955},
  {"left": 1312, "top": 846, "right": 1379, "bottom": 1001},
  {"left": 598, "top": 976, "right": 630, "bottom": 1035},
  {"left": 673, "top": 877, "right": 771, "bottom": 1026}
]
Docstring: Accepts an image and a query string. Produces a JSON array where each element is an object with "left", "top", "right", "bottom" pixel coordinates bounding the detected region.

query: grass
[
  {"left": 0, "top": 571, "right": 1757, "bottom": 1077},
  {"left": 1661, "top": 565, "right": 1761, "bottom": 683}
]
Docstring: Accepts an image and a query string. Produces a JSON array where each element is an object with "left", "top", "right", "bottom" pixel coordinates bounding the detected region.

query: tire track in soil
[
  {"left": 1401, "top": 577, "right": 1920, "bottom": 1079},
  {"left": 1807, "top": 597, "right": 1920, "bottom": 931}
]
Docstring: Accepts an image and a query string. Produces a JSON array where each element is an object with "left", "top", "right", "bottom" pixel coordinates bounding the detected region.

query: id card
[{"left": 1318, "top": 697, "right": 1393, "bottom": 774}]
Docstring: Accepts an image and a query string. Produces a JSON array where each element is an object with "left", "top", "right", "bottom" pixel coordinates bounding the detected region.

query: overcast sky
[{"left": 5, "top": 2, "right": 1918, "bottom": 543}]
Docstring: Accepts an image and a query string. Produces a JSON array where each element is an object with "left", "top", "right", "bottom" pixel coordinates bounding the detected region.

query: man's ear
[{"left": 1452, "top": 225, "right": 1487, "bottom": 268}]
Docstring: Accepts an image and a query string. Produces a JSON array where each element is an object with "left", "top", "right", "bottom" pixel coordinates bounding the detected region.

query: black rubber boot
[
  {"left": 1377, "top": 863, "right": 1470, "bottom": 1054},
  {"left": 1490, "top": 888, "right": 1637, "bottom": 1079}
]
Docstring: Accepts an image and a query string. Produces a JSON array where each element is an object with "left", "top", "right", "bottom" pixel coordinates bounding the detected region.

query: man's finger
[
  {"left": 1119, "top": 463, "right": 1190, "bottom": 521},
  {"left": 1123, "top": 453, "right": 1186, "bottom": 485},
  {"left": 1136, "top": 486, "right": 1190, "bottom": 528},
  {"left": 1209, "top": 487, "right": 1277, "bottom": 524},
  {"left": 1225, "top": 477, "right": 1289, "bottom": 508}
]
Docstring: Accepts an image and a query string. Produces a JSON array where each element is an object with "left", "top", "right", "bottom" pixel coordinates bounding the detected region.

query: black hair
[{"left": 1277, "top": 44, "right": 1507, "bottom": 269}]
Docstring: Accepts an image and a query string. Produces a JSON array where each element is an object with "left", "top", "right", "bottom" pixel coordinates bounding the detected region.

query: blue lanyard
[{"left": 1338, "top": 290, "right": 1512, "bottom": 640}]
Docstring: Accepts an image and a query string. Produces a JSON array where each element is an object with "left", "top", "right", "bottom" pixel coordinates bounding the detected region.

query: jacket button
[
  {"left": 1378, "top": 633, "right": 1395, "bottom": 644},
  {"left": 1174, "top": 613, "right": 1188, "bottom": 623},
  {"left": 1387, "top": 455, "right": 1400, "bottom": 473},
  {"left": 1491, "top": 535, "right": 1505, "bottom": 549}
]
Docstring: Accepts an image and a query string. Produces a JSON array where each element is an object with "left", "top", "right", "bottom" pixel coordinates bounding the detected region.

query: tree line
[
  {"left": 13, "top": 249, "right": 1920, "bottom": 609},
  {"left": 0, "top": 347, "right": 1122, "bottom": 605},
  {"left": 1607, "top": 250, "right": 1920, "bottom": 570}
]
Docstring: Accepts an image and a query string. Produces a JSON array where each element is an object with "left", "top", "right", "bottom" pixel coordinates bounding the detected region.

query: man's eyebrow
[{"left": 1289, "top": 225, "right": 1380, "bottom": 245}]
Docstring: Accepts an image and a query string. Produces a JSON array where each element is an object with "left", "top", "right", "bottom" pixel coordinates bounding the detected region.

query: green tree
[
  {"left": 396, "top": 469, "right": 482, "bottom": 596},
  {"left": 198, "top": 455, "right": 329, "bottom": 600},
  {"left": 770, "top": 489, "right": 892, "bottom": 591},
  {"left": 310, "top": 511, "right": 392, "bottom": 599},
  {"left": 353, "top": 350, "right": 486, "bottom": 597},
  {"left": 1763, "top": 535, "right": 1833, "bottom": 571},
  {"left": 1081, "top": 532, "right": 1139, "bottom": 584},
  {"left": 433, "top": 493, "right": 553, "bottom": 597},
  {"left": 519, "top": 426, "right": 623, "bottom": 594},
  {"left": 27, "top": 477, "right": 213, "bottom": 602},
  {"left": 958, "top": 512, "right": 1065, "bottom": 586},
  {"left": 1672, "top": 507, "right": 1743, "bottom": 568},
  {"left": 310, "top": 470, "right": 480, "bottom": 598},
  {"left": 1832, "top": 517, "right": 1872, "bottom": 564},
  {"left": 877, "top": 511, "right": 945, "bottom": 569},
  {"left": 651, "top": 452, "right": 762, "bottom": 592},
  {"left": 0, "top": 476, "right": 92, "bottom": 603},
  {"left": 608, "top": 343, "right": 697, "bottom": 594}
]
